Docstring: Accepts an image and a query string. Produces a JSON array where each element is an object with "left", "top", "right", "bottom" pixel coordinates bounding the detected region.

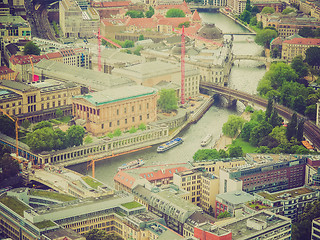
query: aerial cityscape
[{"left": 0, "top": 0, "right": 320, "bottom": 239}]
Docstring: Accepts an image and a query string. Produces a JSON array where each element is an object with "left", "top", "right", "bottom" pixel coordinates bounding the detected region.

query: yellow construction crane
[{"left": 0, "top": 108, "right": 19, "bottom": 159}]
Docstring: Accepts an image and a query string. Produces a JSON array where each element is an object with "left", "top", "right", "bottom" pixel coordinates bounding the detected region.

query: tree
[
  {"left": 270, "top": 47, "right": 280, "bottom": 58},
  {"left": 138, "top": 123, "right": 146, "bottom": 130},
  {"left": 66, "top": 125, "right": 85, "bottom": 147},
  {"left": 138, "top": 34, "right": 144, "bottom": 41},
  {"left": 286, "top": 112, "right": 297, "bottom": 141},
  {"left": 21, "top": 119, "right": 31, "bottom": 129},
  {"left": 282, "top": 7, "right": 295, "bottom": 14},
  {"left": 178, "top": 21, "right": 190, "bottom": 28},
  {"left": 217, "top": 211, "right": 231, "bottom": 219},
  {"left": 0, "top": 151, "right": 19, "bottom": 181},
  {"left": 129, "top": 126, "right": 137, "bottom": 133},
  {"left": 245, "top": 0, "right": 251, "bottom": 11},
  {"left": 166, "top": 9, "right": 185, "bottom": 18},
  {"left": 229, "top": 146, "right": 243, "bottom": 157},
  {"left": 157, "top": 89, "right": 178, "bottom": 113},
  {"left": 250, "top": 16, "right": 257, "bottom": 26},
  {"left": 259, "top": 135, "right": 279, "bottom": 148},
  {"left": 55, "top": 108, "right": 63, "bottom": 118},
  {"left": 218, "top": 149, "right": 228, "bottom": 158},
  {"left": 84, "top": 135, "right": 93, "bottom": 144},
  {"left": 241, "top": 121, "right": 259, "bottom": 141},
  {"left": 255, "top": 29, "right": 277, "bottom": 48},
  {"left": 240, "top": 10, "right": 251, "bottom": 24},
  {"left": 26, "top": 127, "right": 57, "bottom": 152},
  {"left": 305, "top": 105, "right": 316, "bottom": 120},
  {"left": 32, "top": 121, "right": 53, "bottom": 131},
  {"left": 123, "top": 40, "right": 134, "bottom": 48},
  {"left": 0, "top": 116, "right": 15, "bottom": 138},
  {"left": 269, "top": 126, "right": 288, "bottom": 145},
  {"left": 261, "top": 7, "right": 275, "bottom": 14},
  {"left": 84, "top": 229, "right": 123, "bottom": 240},
  {"left": 113, "top": 128, "right": 122, "bottom": 137},
  {"left": 125, "top": 10, "right": 144, "bottom": 18},
  {"left": 305, "top": 47, "right": 320, "bottom": 68},
  {"left": 269, "top": 109, "right": 283, "bottom": 128},
  {"left": 291, "top": 55, "right": 309, "bottom": 79},
  {"left": 257, "top": 21, "right": 263, "bottom": 29},
  {"left": 265, "top": 98, "right": 273, "bottom": 121},
  {"left": 249, "top": 121, "right": 273, "bottom": 146},
  {"left": 193, "top": 149, "right": 220, "bottom": 161},
  {"left": 298, "top": 27, "right": 315, "bottom": 38},
  {"left": 145, "top": 6, "right": 154, "bottom": 18},
  {"left": 292, "top": 95, "right": 306, "bottom": 114},
  {"left": 24, "top": 41, "right": 40, "bottom": 55},
  {"left": 296, "top": 119, "right": 304, "bottom": 141},
  {"left": 222, "top": 115, "right": 246, "bottom": 138}
]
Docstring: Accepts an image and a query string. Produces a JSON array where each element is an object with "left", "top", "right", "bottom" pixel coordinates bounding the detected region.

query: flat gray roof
[
  {"left": 0, "top": 80, "right": 34, "bottom": 92},
  {"left": 216, "top": 191, "right": 254, "bottom": 205}
]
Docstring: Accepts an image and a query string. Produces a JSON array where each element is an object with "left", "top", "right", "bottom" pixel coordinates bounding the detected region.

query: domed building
[{"left": 195, "top": 23, "right": 224, "bottom": 49}]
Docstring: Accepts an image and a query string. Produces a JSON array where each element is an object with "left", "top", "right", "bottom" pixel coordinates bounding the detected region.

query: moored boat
[
  {"left": 201, "top": 133, "right": 213, "bottom": 147},
  {"left": 157, "top": 137, "right": 183, "bottom": 153},
  {"left": 118, "top": 159, "right": 144, "bottom": 171}
]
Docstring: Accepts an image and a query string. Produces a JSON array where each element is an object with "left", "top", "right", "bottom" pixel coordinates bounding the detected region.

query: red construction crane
[
  {"left": 173, "top": 25, "right": 186, "bottom": 105},
  {"left": 94, "top": 28, "right": 122, "bottom": 72}
]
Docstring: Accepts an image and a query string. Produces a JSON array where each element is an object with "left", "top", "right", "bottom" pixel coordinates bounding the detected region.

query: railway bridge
[{"left": 200, "top": 82, "right": 320, "bottom": 151}]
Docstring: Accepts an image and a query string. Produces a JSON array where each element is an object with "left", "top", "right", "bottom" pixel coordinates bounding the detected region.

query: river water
[{"left": 69, "top": 12, "right": 266, "bottom": 186}]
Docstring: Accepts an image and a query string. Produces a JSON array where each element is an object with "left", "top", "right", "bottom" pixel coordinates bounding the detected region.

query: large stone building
[
  {"left": 72, "top": 85, "right": 158, "bottom": 136},
  {"left": 0, "top": 15, "right": 31, "bottom": 43},
  {"left": 282, "top": 37, "right": 320, "bottom": 61},
  {"left": 0, "top": 79, "right": 80, "bottom": 122},
  {"left": 112, "top": 60, "right": 200, "bottom": 100},
  {"left": 59, "top": 0, "right": 99, "bottom": 38}
]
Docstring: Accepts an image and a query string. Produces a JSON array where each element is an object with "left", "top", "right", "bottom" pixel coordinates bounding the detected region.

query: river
[{"left": 68, "top": 12, "right": 266, "bottom": 186}]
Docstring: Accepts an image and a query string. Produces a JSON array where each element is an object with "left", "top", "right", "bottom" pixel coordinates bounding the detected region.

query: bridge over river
[{"left": 200, "top": 82, "right": 320, "bottom": 151}]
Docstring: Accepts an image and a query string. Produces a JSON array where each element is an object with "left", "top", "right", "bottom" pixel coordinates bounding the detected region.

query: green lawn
[
  {"left": 30, "top": 190, "right": 76, "bottom": 202},
  {"left": 0, "top": 196, "right": 30, "bottom": 216},
  {"left": 34, "top": 220, "right": 56, "bottom": 229},
  {"left": 121, "top": 201, "right": 142, "bottom": 209},
  {"left": 82, "top": 176, "right": 103, "bottom": 189},
  {"left": 228, "top": 138, "right": 257, "bottom": 154}
]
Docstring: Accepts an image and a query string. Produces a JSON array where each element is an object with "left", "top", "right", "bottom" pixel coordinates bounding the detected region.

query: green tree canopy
[
  {"left": 222, "top": 115, "right": 246, "bottom": 138},
  {"left": 178, "top": 21, "right": 190, "bottom": 28},
  {"left": 298, "top": 27, "right": 315, "bottom": 38},
  {"left": 305, "top": 47, "right": 320, "bottom": 67},
  {"left": 84, "top": 229, "right": 123, "bottom": 240},
  {"left": 193, "top": 149, "right": 220, "bottom": 161},
  {"left": 138, "top": 34, "right": 144, "bottom": 41},
  {"left": 245, "top": 0, "right": 251, "bottom": 11},
  {"left": 66, "top": 125, "right": 85, "bottom": 147},
  {"left": 240, "top": 10, "right": 251, "bottom": 24},
  {"left": 286, "top": 112, "right": 298, "bottom": 141},
  {"left": 0, "top": 146, "right": 19, "bottom": 181},
  {"left": 32, "top": 121, "right": 53, "bottom": 131},
  {"left": 24, "top": 41, "right": 40, "bottom": 55},
  {"left": 261, "top": 7, "right": 275, "bottom": 14},
  {"left": 123, "top": 40, "right": 134, "bottom": 48},
  {"left": 145, "top": 6, "right": 154, "bottom": 18},
  {"left": 229, "top": 146, "right": 243, "bottom": 157},
  {"left": 166, "top": 8, "right": 185, "bottom": 18},
  {"left": 249, "top": 121, "right": 273, "bottom": 146},
  {"left": 290, "top": 55, "right": 309, "bottom": 79},
  {"left": 282, "top": 7, "right": 295, "bottom": 14},
  {"left": 125, "top": 10, "right": 144, "bottom": 18},
  {"left": 157, "top": 89, "right": 178, "bottom": 113},
  {"left": 0, "top": 116, "right": 15, "bottom": 138},
  {"left": 217, "top": 211, "right": 231, "bottom": 219},
  {"left": 255, "top": 29, "right": 278, "bottom": 48}
]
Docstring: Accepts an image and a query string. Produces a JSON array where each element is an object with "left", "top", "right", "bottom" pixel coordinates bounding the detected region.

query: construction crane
[
  {"left": 87, "top": 156, "right": 96, "bottom": 178},
  {"left": 29, "top": 56, "right": 35, "bottom": 82},
  {"left": 94, "top": 28, "right": 122, "bottom": 72},
  {"left": 0, "top": 108, "right": 19, "bottom": 159},
  {"left": 173, "top": 25, "right": 186, "bottom": 105}
]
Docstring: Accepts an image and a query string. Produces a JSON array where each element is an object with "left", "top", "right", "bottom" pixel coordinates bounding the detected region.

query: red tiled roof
[
  {"left": 113, "top": 171, "right": 136, "bottom": 188},
  {"left": 102, "top": 18, "right": 127, "bottom": 26},
  {"left": 0, "top": 66, "right": 14, "bottom": 75},
  {"left": 185, "top": 23, "right": 202, "bottom": 36},
  {"left": 45, "top": 52, "right": 62, "bottom": 59},
  {"left": 192, "top": 10, "right": 201, "bottom": 21},
  {"left": 126, "top": 17, "right": 157, "bottom": 29},
  {"left": 283, "top": 38, "right": 320, "bottom": 45},
  {"left": 10, "top": 55, "right": 48, "bottom": 65},
  {"left": 98, "top": 1, "right": 130, "bottom": 8},
  {"left": 139, "top": 167, "right": 188, "bottom": 181},
  {"left": 155, "top": 3, "right": 191, "bottom": 14},
  {"left": 158, "top": 17, "right": 189, "bottom": 28}
]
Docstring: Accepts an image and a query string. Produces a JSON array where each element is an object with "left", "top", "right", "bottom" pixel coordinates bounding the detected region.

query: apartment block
[
  {"left": 219, "top": 154, "right": 307, "bottom": 194},
  {"left": 0, "top": 15, "right": 31, "bottom": 43},
  {"left": 255, "top": 186, "right": 319, "bottom": 222},
  {"left": 194, "top": 210, "right": 291, "bottom": 240},
  {"left": 312, "top": 218, "right": 320, "bottom": 240},
  {"left": 282, "top": 38, "right": 320, "bottom": 61}
]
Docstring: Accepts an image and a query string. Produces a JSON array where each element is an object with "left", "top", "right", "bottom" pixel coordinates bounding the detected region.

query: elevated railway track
[{"left": 200, "top": 82, "right": 320, "bottom": 151}]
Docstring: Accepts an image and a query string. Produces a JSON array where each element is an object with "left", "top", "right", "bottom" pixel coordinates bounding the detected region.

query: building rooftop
[
  {"left": 283, "top": 37, "right": 320, "bottom": 45},
  {"left": 0, "top": 80, "right": 34, "bottom": 92},
  {"left": 256, "top": 187, "right": 315, "bottom": 201},
  {"left": 0, "top": 66, "right": 14, "bottom": 75},
  {"left": 200, "top": 210, "right": 290, "bottom": 239},
  {"left": 217, "top": 191, "right": 254, "bottom": 205},
  {"left": 0, "top": 88, "right": 22, "bottom": 102},
  {"left": 0, "top": 15, "right": 29, "bottom": 26},
  {"left": 33, "top": 59, "right": 135, "bottom": 90},
  {"left": 73, "top": 85, "right": 157, "bottom": 106},
  {"left": 42, "top": 228, "right": 85, "bottom": 240}
]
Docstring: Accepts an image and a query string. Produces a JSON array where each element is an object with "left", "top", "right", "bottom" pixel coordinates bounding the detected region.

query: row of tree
[
  {"left": 258, "top": 59, "right": 320, "bottom": 119},
  {"left": 125, "top": 6, "right": 154, "bottom": 18},
  {"left": 0, "top": 145, "right": 19, "bottom": 181},
  {"left": 193, "top": 145, "right": 243, "bottom": 161},
  {"left": 26, "top": 121, "right": 85, "bottom": 152}
]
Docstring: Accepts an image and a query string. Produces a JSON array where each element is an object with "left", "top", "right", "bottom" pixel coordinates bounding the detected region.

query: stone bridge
[{"left": 223, "top": 32, "right": 256, "bottom": 35}]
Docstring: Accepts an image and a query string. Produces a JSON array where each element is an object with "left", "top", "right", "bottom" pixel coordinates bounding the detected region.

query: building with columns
[{"left": 72, "top": 85, "right": 158, "bottom": 136}]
